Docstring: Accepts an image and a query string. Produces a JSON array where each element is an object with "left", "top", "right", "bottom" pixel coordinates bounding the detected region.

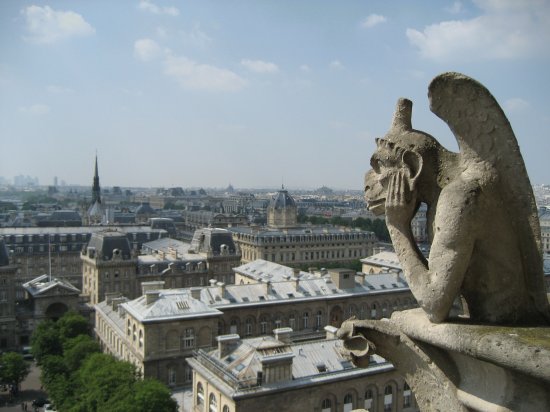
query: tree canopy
[
  {"left": 31, "top": 311, "right": 177, "bottom": 412},
  {"left": 0, "top": 352, "right": 30, "bottom": 389}
]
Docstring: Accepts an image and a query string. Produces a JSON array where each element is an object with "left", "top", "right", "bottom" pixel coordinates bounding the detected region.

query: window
[
  {"left": 168, "top": 367, "right": 176, "bottom": 385},
  {"left": 132, "top": 325, "right": 136, "bottom": 342},
  {"left": 289, "top": 314, "right": 295, "bottom": 330},
  {"left": 364, "top": 389, "right": 374, "bottom": 410},
  {"left": 384, "top": 385, "right": 393, "bottom": 412},
  {"left": 316, "top": 310, "right": 323, "bottom": 329},
  {"left": 371, "top": 304, "right": 377, "bottom": 319},
  {"left": 343, "top": 393, "right": 354, "bottom": 412},
  {"left": 197, "top": 383, "right": 205, "bottom": 408},
  {"left": 260, "top": 316, "right": 268, "bottom": 335},
  {"left": 230, "top": 319, "right": 238, "bottom": 334},
  {"left": 302, "top": 312, "right": 309, "bottom": 329},
  {"left": 138, "top": 330, "right": 143, "bottom": 348},
  {"left": 403, "top": 383, "right": 412, "bottom": 408},
  {"left": 245, "top": 318, "right": 253, "bottom": 336},
  {"left": 183, "top": 328, "right": 195, "bottom": 348},
  {"left": 223, "top": 406, "right": 230, "bottom": 412},
  {"left": 209, "top": 393, "right": 217, "bottom": 412},
  {"left": 321, "top": 399, "right": 332, "bottom": 412}
]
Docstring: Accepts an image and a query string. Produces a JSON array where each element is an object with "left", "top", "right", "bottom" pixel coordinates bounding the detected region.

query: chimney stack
[{"left": 217, "top": 334, "right": 240, "bottom": 358}]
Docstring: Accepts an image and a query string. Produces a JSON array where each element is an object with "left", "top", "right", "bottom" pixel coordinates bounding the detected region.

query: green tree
[
  {"left": 63, "top": 335, "right": 100, "bottom": 371},
  {"left": 57, "top": 311, "right": 89, "bottom": 344},
  {"left": 0, "top": 352, "right": 30, "bottom": 389},
  {"left": 132, "top": 379, "right": 178, "bottom": 412},
  {"left": 31, "top": 320, "right": 63, "bottom": 363}
]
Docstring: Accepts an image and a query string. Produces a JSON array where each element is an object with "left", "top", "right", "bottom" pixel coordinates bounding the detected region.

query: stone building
[
  {"left": 83, "top": 228, "right": 242, "bottom": 305},
  {"left": 360, "top": 251, "right": 401, "bottom": 275},
  {"left": 0, "top": 225, "right": 168, "bottom": 299},
  {"left": 230, "top": 188, "right": 376, "bottom": 268},
  {"left": 539, "top": 207, "right": 550, "bottom": 254},
  {"left": 188, "top": 328, "right": 419, "bottom": 412},
  {"left": 0, "top": 238, "right": 17, "bottom": 350},
  {"left": 94, "top": 259, "right": 415, "bottom": 387}
]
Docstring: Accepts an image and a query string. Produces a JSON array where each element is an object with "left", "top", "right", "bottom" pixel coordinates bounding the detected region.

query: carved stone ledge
[{"left": 339, "top": 309, "right": 550, "bottom": 412}]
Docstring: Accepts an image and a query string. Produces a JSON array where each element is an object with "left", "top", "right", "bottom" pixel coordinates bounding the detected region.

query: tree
[
  {"left": 31, "top": 320, "right": 63, "bottom": 363},
  {"left": 57, "top": 311, "right": 89, "bottom": 344},
  {"left": 132, "top": 379, "right": 178, "bottom": 412},
  {"left": 63, "top": 335, "right": 100, "bottom": 371},
  {"left": 0, "top": 352, "right": 30, "bottom": 389}
]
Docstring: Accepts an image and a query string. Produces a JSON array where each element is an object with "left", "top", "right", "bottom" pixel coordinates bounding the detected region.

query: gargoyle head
[{"left": 364, "top": 98, "right": 439, "bottom": 214}]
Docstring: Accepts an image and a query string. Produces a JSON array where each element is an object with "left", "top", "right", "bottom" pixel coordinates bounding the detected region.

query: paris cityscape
[{"left": 1, "top": 1, "right": 550, "bottom": 412}]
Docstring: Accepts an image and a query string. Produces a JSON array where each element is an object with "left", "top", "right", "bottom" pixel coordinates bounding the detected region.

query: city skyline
[{"left": 1, "top": 1, "right": 550, "bottom": 189}]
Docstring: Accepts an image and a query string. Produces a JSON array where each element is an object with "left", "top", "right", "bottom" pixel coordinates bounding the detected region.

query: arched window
[
  {"left": 127, "top": 319, "right": 131, "bottom": 336},
  {"left": 316, "top": 310, "right": 323, "bottom": 329},
  {"left": 302, "top": 311, "right": 309, "bottom": 329},
  {"left": 132, "top": 324, "right": 137, "bottom": 342},
  {"left": 403, "top": 382, "right": 412, "bottom": 408},
  {"left": 289, "top": 314, "right": 296, "bottom": 330},
  {"left": 209, "top": 393, "right": 217, "bottom": 412},
  {"left": 230, "top": 319, "right": 238, "bottom": 334},
  {"left": 371, "top": 303, "right": 377, "bottom": 319},
  {"left": 364, "top": 389, "right": 374, "bottom": 410},
  {"left": 138, "top": 330, "right": 143, "bottom": 348},
  {"left": 384, "top": 385, "right": 393, "bottom": 412},
  {"left": 223, "top": 406, "right": 230, "bottom": 412},
  {"left": 321, "top": 398, "right": 332, "bottom": 412},
  {"left": 197, "top": 383, "right": 205, "bottom": 408},
  {"left": 245, "top": 318, "right": 253, "bottom": 336},
  {"left": 343, "top": 393, "right": 354, "bottom": 412},
  {"left": 259, "top": 316, "right": 268, "bottom": 335},
  {"left": 183, "top": 328, "right": 195, "bottom": 348}
]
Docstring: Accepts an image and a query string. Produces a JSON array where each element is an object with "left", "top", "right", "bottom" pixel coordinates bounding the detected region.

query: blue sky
[{"left": 1, "top": 0, "right": 549, "bottom": 189}]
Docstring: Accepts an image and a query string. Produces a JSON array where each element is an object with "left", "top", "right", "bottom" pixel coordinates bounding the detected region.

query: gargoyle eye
[{"left": 370, "top": 157, "right": 382, "bottom": 172}]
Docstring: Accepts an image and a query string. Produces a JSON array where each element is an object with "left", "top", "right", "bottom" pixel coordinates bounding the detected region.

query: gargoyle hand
[{"left": 385, "top": 168, "right": 416, "bottom": 230}]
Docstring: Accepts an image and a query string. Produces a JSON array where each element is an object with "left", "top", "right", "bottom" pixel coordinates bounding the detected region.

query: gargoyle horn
[{"left": 391, "top": 98, "right": 413, "bottom": 132}]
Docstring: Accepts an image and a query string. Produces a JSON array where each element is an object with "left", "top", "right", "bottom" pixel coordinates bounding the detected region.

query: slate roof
[
  {"left": 23, "top": 274, "right": 80, "bottom": 297},
  {"left": 360, "top": 251, "right": 402, "bottom": 271},
  {"left": 122, "top": 289, "right": 222, "bottom": 323},
  {"left": 86, "top": 230, "right": 132, "bottom": 260},
  {"left": 269, "top": 189, "right": 296, "bottom": 210}
]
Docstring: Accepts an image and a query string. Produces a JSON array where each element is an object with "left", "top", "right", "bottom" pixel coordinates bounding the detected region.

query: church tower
[
  {"left": 92, "top": 154, "right": 101, "bottom": 205},
  {"left": 87, "top": 154, "right": 104, "bottom": 225}
]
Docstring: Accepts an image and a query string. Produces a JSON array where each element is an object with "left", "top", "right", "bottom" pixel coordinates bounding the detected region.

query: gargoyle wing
[{"left": 428, "top": 72, "right": 548, "bottom": 319}]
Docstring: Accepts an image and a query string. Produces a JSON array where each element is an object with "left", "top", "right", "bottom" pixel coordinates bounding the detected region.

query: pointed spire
[{"left": 92, "top": 153, "right": 101, "bottom": 204}]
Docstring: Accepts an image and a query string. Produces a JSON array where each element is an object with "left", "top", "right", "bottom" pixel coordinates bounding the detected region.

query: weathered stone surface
[{"left": 363, "top": 72, "right": 550, "bottom": 325}]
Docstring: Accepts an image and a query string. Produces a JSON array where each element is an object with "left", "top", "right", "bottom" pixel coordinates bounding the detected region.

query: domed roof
[
  {"left": 270, "top": 188, "right": 296, "bottom": 210},
  {"left": 135, "top": 202, "right": 155, "bottom": 215}
]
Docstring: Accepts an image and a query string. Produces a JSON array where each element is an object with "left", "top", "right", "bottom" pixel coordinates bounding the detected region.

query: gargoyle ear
[{"left": 401, "top": 150, "right": 423, "bottom": 190}]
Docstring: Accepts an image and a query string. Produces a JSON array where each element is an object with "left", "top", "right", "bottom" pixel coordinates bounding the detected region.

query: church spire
[{"left": 92, "top": 153, "right": 101, "bottom": 204}]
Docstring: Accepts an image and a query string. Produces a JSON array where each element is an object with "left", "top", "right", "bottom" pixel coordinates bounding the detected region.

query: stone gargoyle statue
[
  {"left": 337, "top": 71, "right": 550, "bottom": 412},
  {"left": 363, "top": 72, "right": 550, "bottom": 325}
]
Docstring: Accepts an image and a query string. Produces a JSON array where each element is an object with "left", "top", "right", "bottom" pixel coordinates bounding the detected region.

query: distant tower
[
  {"left": 92, "top": 155, "right": 101, "bottom": 205},
  {"left": 267, "top": 185, "right": 298, "bottom": 229},
  {"left": 88, "top": 154, "right": 104, "bottom": 225}
]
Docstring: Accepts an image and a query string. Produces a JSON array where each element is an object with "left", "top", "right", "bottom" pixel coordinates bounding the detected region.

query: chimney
[
  {"left": 111, "top": 296, "right": 125, "bottom": 310},
  {"left": 217, "top": 334, "right": 240, "bottom": 358},
  {"left": 145, "top": 290, "right": 160, "bottom": 305},
  {"left": 261, "top": 352, "right": 294, "bottom": 384},
  {"left": 265, "top": 280, "right": 272, "bottom": 295},
  {"left": 105, "top": 292, "right": 120, "bottom": 305},
  {"left": 141, "top": 281, "right": 165, "bottom": 296},
  {"left": 274, "top": 327, "right": 292, "bottom": 344},
  {"left": 294, "top": 275, "right": 300, "bottom": 291},
  {"left": 209, "top": 279, "right": 217, "bottom": 287},
  {"left": 217, "top": 282, "right": 226, "bottom": 298},
  {"left": 324, "top": 325, "right": 338, "bottom": 339},
  {"left": 190, "top": 287, "right": 202, "bottom": 300}
]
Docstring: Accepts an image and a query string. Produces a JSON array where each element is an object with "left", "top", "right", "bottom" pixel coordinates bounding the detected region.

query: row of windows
[{"left": 321, "top": 383, "right": 412, "bottom": 412}]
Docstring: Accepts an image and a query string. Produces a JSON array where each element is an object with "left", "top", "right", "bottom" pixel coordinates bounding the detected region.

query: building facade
[
  {"left": 188, "top": 328, "right": 419, "bottom": 412},
  {"left": 230, "top": 188, "right": 376, "bottom": 268},
  {"left": 94, "top": 259, "right": 416, "bottom": 388}
]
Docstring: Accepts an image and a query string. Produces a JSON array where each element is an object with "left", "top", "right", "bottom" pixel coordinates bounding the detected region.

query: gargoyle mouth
[{"left": 367, "top": 198, "right": 386, "bottom": 210}]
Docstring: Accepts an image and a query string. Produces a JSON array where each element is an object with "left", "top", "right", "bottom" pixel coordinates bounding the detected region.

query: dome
[
  {"left": 135, "top": 202, "right": 155, "bottom": 215},
  {"left": 269, "top": 189, "right": 296, "bottom": 210}
]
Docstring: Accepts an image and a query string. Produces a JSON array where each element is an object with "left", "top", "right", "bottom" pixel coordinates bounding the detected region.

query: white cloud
[
  {"left": 299, "top": 64, "right": 311, "bottom": 73},
  {"left": 407, "top": 1, "right": 550, "bottom": 62},
  {"left": 138, "top": 1, "right": 179, "bottom": 16},
  {"left": 19, "top": 104, "right": 50, "bottom": 115},
  {"left": 164, "top": 55, "right": 246, "bottom": 92},
  {"left": 240, "top": 59, "right": 279, "bottom": 74},
  {"left": 21, "top": 5, "right": 95, "bottom": 44},
  {"left": 134, "top": 38, "right": 163, "bottom": 61},
  {"left": 504, "top": 97, "right": 530, "bottom": 113},
  {"left": 329, "top": 60, "right": 344, "bottom": 70},
  {"left": 361, "top": 14, "right": 387, "bottom": 29},
  {"left": 181, "top": 24, "right": 212, "bottom": 49}
]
